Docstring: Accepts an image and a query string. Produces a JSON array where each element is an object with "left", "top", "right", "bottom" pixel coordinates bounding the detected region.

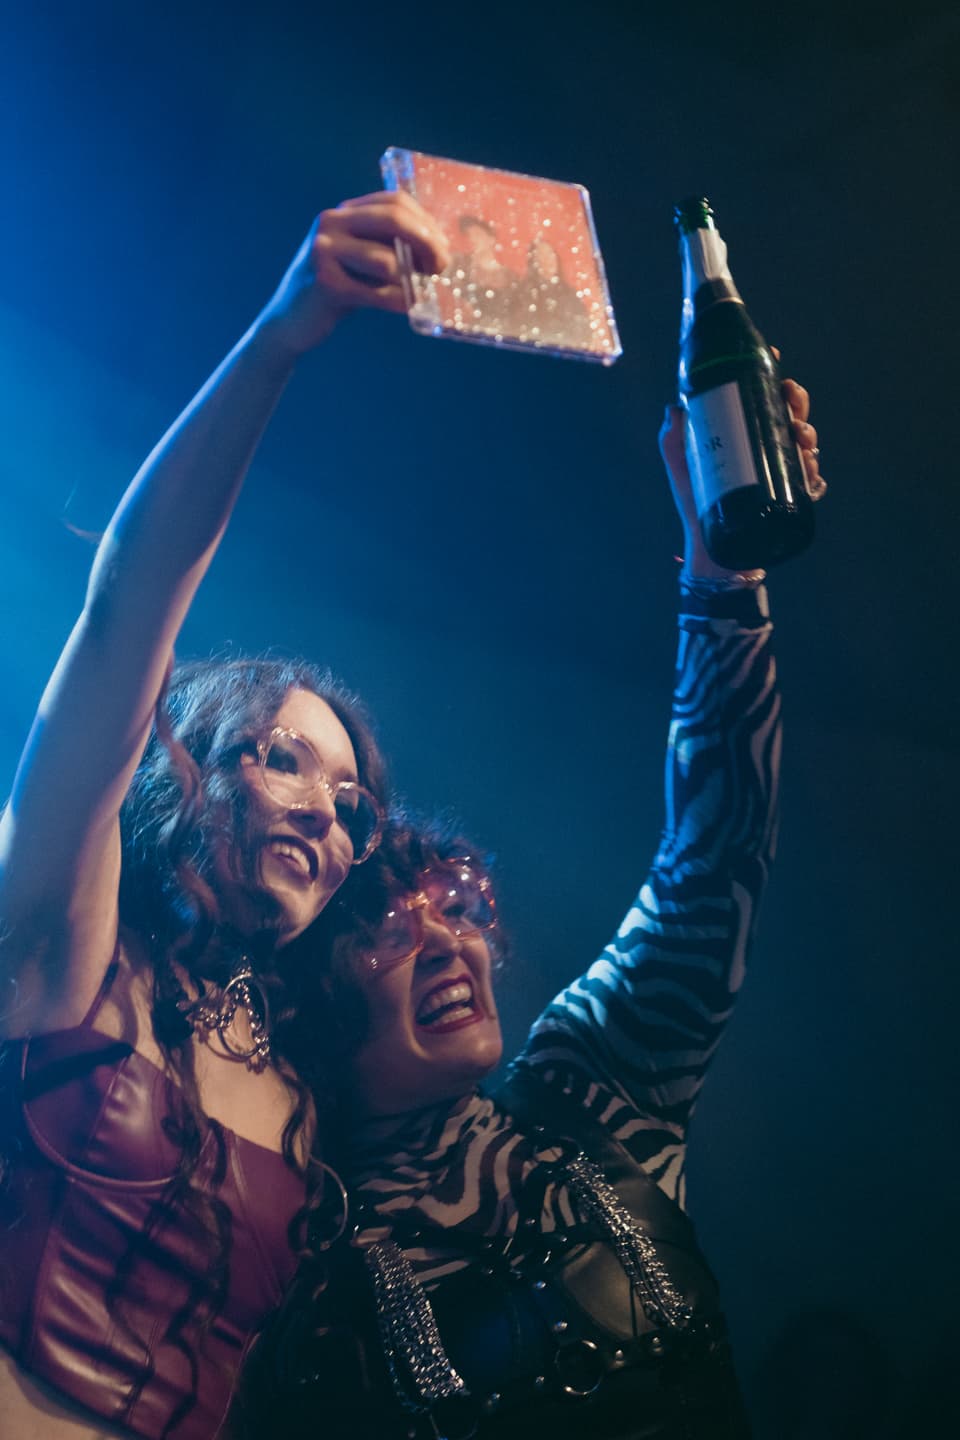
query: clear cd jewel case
[{"left": 380, "top": 147, "right": 622, "bottom": 365}]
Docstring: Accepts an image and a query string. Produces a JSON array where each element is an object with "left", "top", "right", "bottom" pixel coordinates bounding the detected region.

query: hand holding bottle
[
  {"left": 675, "top": 197, "right": 820, "bottom": 569},
  {"left": 661, "top": 372, "right": 823, "bottom": 579}
]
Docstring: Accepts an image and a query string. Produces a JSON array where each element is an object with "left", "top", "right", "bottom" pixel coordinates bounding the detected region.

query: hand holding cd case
[{"left": 380, "top": 147, "right": 621, "bottom": 365}]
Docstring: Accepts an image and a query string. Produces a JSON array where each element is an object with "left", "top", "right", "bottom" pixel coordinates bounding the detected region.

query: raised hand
[
  {"left": 259, "top": 190, "right": 451, "bottom": 355},
  {"left": 659, "top": 373, "right": 825, "bottom": 579}
]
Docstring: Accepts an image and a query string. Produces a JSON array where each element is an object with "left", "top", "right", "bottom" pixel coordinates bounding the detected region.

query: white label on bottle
[{"left": 685, "top": 382, "right": 759, "bottom": 517}]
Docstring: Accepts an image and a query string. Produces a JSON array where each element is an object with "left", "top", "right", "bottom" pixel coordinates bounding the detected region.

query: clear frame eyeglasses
[
  {"left": 255, "top": 727, "right": 384, "bottom": 865},
  {"left": 366, "top": 859, "right": 497, "bottom": 975}
]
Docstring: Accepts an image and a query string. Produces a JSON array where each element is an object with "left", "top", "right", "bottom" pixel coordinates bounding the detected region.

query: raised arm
[
  {"left": 520, "top": 385, "right": 821, "bottom": 1193},
  {"left": 0, "top": 192, "right": 449, "bottom": 1034}
]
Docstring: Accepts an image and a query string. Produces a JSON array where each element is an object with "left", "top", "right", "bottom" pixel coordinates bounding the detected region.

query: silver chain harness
[
  {"left": 360, "top": 1146, "right": 693, "bottom": 1414},
  {"left": 363, "top": 1239, "right": 469, "bottom": 1412},
  {"left": 563, "top": 1150, "right": 693, "bottom": 1331}
]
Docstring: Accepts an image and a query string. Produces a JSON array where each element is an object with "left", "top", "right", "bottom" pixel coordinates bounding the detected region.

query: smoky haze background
[{"left": 1, "top": 2, "right": 958, "bottom": 1433}]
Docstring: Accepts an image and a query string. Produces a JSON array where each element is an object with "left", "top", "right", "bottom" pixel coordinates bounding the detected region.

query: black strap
[{"left": 492, "top": 1063, "right": 701, "bottom": 1251}]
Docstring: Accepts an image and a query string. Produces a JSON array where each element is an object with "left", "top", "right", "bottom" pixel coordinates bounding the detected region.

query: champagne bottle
[{"left": 675, "top": 197, "right": 814, "bottom": 569}]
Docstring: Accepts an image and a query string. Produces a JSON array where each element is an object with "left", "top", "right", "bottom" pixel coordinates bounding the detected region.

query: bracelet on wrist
[{"left": 678, "top": 567, "right": 767, "bottom": 596}]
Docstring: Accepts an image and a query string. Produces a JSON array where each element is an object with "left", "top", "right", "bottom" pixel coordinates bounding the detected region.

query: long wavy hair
[
  {"left": 113, "top": 655, "right": 387, "bottom": 1430},
  {"left": 120, "top": 653, "right": 386, "bottom": 1090}
]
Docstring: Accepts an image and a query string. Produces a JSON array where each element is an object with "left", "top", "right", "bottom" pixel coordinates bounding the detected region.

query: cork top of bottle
[{"left": 674, "top": 197, "right": 717, "bottom": 235}]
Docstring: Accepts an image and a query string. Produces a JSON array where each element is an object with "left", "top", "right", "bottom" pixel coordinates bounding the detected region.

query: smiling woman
[
  {"left": 123, "top": 663, "right": 384, "bottom": 950},
  {"left": 347, "top": 851, "right": 504, "bottom": 1115},
  {"left": 0, "top": 189, "right": 449, "bottom": 1440},
  {"left": 232, "top": 391, "right": 825, "bottom": 1440}
]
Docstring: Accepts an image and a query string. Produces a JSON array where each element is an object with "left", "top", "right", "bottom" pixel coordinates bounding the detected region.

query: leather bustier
[{"left": 0, "top": 1002, "right": 307, "bottom": 1440}]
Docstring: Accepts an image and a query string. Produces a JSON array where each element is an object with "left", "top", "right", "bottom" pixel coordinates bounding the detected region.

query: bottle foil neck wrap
[{"left": 680, "top": 228, "right": 740, "bottom": 341}]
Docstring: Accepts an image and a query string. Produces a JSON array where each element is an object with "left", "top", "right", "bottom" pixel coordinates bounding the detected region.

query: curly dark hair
[
  {"left": 121, "top": 656, "right": 385, "bottom": 948},
  {"left": 286, "top": 811, "right": 505, "bottom": 1138},
  {"left": 118, "top": 652, "right": 387, "bottom": 1126},
  {"left": 0, "top": 653, "right": 389, "bottom": 1434},
  {"left": 111, "top": 655, "right": 387, "bottom": 1426},
  {"left": 230, "top": 813, "right": 507, "bottom": 1438}
]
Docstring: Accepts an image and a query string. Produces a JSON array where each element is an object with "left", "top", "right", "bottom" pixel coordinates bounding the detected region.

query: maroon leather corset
[{"left": 0, "top": 1004, "right": 307, "bottom": 1439}]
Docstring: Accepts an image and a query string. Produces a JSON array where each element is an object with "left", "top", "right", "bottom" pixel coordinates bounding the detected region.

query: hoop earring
[{"left": 299, "top": 1160, "right": 350, "bottom": 1255}]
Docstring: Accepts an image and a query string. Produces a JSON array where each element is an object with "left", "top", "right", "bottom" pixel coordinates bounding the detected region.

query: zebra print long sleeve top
[{"left": 348, "top": 584, "right": 779, "bottom": 1283}]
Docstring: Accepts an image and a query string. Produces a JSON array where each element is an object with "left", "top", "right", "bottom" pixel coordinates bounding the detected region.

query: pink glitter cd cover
[{"left": 380, "top": 148, "right": 621, "bottom": 364}]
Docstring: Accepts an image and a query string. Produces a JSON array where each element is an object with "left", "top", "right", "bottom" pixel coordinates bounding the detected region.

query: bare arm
[{"left": 0, "top": 192, "right": 449, "bottom": 1033}]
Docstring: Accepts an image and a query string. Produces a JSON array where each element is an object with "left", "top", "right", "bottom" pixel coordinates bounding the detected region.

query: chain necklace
[{"left": 182, "top": 963, "right": 272, "bottom": 1073}]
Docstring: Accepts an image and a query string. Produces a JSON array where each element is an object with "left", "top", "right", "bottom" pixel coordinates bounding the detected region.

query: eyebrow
[
  {"left": 273, "top": 726, "right": 360, "bottom": 786},
  {"left": 325, "top": 755, "right": 360, "bottom": 786},
  {"left": 321, "top": 757, "right": 363, "bottom": 791}
]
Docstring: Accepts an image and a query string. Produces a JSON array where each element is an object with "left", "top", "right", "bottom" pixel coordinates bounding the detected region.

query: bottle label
[{"left": 685, "top": 381, "right": 759, "bottom": 516}]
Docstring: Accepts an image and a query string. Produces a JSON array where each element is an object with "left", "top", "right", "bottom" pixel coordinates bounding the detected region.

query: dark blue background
[{"left": 1, "top": 3, "right": 958, "bottom": 1432}]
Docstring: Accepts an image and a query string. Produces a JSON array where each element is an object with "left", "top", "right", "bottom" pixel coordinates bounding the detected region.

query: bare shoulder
[{"left": 96, "top": 936, "right": 311, "bottom": 1157}]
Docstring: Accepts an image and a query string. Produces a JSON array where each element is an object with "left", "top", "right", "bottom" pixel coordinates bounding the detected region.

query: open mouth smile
[
  {"left": 415, "top": 976, "right": 480, "bottom": 1032},
  {"left": 264, "top": 837, "right": 318, "bottom": 881}
]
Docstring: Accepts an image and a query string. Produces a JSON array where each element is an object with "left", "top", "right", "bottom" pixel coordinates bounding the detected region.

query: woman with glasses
[
  {"left": 0, "top": 191, "right": 450, "bottom": 1440},
  {"left": 234, "top": 398, "right": 825, "bottom": 1439}
]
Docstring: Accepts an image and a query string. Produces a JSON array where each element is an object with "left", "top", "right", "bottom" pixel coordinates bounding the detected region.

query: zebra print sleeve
[{"left": 518, "top": 585, "right": 780, "bottom": 1184}]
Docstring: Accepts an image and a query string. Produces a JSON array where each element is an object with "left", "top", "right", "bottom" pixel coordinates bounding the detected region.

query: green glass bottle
[{"left": 675, "top": 197, "right": 814, "bottom": 569}]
